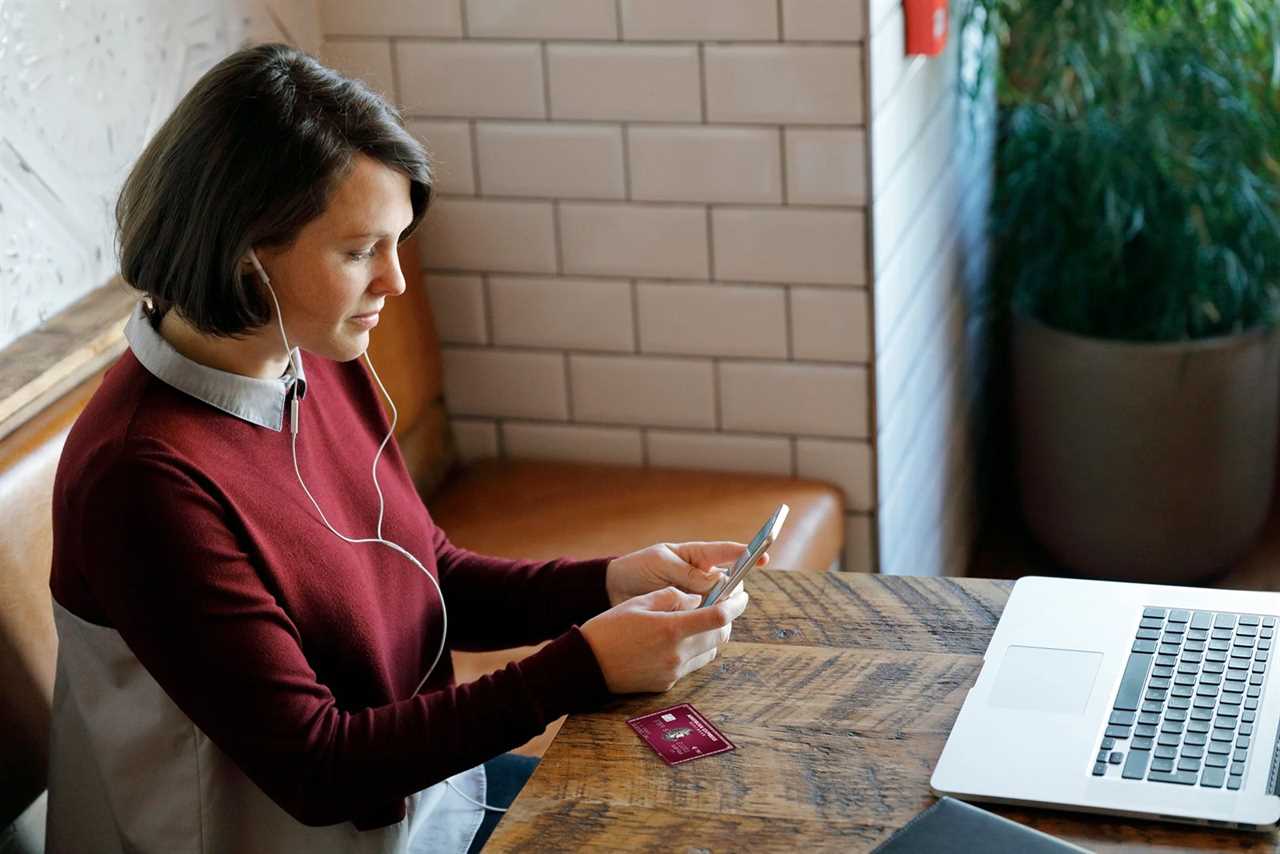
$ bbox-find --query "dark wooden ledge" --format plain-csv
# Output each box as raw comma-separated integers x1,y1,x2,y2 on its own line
0,280,136,442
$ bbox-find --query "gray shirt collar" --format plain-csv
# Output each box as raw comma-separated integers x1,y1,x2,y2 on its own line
124,302,308,432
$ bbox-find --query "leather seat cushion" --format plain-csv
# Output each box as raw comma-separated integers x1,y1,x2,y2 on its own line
429,459,845,572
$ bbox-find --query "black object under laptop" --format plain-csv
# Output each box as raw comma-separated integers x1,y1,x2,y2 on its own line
871,797,1092,853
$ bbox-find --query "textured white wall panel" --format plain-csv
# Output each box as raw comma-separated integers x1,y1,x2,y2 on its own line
0,0,318,350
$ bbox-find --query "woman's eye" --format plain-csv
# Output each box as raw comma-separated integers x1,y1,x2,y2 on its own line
348,248,375,261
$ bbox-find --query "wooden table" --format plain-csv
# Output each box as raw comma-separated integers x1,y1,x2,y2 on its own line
486,571,1280,852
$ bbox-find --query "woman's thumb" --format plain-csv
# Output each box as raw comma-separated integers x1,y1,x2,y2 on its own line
644,586,702,612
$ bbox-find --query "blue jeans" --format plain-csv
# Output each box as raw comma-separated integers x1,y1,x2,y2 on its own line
466,753,539,853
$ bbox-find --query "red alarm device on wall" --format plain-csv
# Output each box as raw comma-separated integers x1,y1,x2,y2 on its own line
906,0,949,56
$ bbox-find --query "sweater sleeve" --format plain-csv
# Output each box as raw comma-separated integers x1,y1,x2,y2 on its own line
431,526,615,651
77,449,611,830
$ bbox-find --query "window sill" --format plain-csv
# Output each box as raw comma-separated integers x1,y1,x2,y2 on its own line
0,280,136,442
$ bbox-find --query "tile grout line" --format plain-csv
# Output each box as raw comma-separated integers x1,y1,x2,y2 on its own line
387,36,402,107
480,274,495,345
563,352,575,422
437,340,873,370
552,200,565,275
431,191,868,215
621,123,632,201
446,410,873,444
784,285,794,360
705,206,716,281
469,121,483,195
630,279,641,353
324,34,865,47
425,265,871,293
540,41,553,120
697,43,709,124
779,127,790,205
399,115,868,132
712,358,722,431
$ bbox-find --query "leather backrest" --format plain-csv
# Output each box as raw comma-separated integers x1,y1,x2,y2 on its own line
0,373,102,829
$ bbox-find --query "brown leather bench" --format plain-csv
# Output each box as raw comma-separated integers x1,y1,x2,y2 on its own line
0,236,844,847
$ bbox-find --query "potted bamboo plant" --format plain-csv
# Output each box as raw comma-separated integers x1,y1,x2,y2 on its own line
964,0,1280,581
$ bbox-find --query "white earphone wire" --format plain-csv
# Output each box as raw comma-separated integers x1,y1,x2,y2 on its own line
252,251,506,813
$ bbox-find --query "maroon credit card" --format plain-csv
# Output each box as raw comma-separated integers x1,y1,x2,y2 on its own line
626,703,736,766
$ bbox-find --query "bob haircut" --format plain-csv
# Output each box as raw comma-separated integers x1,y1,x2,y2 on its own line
116,42,433,337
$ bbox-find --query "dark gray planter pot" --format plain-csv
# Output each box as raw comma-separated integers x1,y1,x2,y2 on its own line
1014,313,1280,583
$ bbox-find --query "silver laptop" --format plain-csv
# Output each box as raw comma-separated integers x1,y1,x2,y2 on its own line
932,576,1280,830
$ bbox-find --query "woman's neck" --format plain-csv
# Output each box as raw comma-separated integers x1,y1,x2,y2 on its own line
158,310,292,380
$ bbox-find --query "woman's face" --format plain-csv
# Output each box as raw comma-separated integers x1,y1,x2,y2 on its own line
254,153,414,363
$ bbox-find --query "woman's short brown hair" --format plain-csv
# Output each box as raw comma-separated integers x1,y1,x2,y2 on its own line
116,43,432,337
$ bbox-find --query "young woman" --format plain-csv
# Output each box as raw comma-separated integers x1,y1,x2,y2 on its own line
46,43,752,854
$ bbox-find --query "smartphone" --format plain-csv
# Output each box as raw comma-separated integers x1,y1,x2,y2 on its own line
700,503,789,609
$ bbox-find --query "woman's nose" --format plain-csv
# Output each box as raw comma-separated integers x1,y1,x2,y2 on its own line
371,249,406,296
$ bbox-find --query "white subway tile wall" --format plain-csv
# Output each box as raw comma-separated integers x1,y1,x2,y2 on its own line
712,207,867,285
425,273,488,344
502,421,644,465
781,0,867,41
395,41,545,117
441,348,568,419
720,361,869,438
628,126,783,204
405,120,475,194
476,122,625,199
790,287,870,362
646,431,793,476
320,0,461,37
465,0,618,40
636,282,787,359
796,438,874,511
704,46,864,125
420,197,557,273
569,355,716,429
784,129,867,206
451,419,499,461
619,0,779,42
319,1,994,576
547,45,701,122
560,203,709,279
319,40,396,100
490,276,633,351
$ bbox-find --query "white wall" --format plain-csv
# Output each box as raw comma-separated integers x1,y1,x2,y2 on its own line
869,0,993,575
1,1,993,576
317,0,879,572
0,0,321,351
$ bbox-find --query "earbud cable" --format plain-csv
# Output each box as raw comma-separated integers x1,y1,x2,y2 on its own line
261,277,506,814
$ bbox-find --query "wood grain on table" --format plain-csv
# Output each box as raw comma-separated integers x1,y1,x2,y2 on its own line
486,571,1280,853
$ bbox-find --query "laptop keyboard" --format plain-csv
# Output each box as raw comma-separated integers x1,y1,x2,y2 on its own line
1091,607,1274,790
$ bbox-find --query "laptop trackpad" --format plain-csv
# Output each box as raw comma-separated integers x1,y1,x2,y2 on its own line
988,645,1103,715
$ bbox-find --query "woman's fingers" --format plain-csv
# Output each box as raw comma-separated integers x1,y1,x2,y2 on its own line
677,645,720,681
674,541,750,570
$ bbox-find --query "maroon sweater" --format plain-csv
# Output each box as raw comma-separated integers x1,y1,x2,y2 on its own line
49,349,612,829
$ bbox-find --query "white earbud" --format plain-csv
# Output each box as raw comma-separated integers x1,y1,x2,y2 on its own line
246,249,303,386
244,246,503,814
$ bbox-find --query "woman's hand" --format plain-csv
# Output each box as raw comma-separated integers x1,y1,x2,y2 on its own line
605,541,768,607
581,586,749,694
